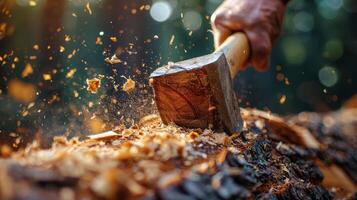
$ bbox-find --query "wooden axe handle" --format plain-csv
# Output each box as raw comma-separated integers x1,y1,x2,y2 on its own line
215,32,250,79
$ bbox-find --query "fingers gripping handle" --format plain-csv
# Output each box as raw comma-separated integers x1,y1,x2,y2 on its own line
215,32,250,79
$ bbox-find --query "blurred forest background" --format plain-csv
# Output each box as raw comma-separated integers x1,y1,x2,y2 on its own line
0,0,356,147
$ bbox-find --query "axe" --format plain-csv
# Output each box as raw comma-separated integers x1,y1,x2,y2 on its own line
150,33,250,134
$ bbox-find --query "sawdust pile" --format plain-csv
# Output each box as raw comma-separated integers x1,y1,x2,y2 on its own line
0,109,356,200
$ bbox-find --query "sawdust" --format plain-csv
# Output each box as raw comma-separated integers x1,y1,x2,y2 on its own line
2,114,225,198
1,110,356,199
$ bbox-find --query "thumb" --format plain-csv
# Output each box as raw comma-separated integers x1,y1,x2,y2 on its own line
211,13,232,49
213,25,232,49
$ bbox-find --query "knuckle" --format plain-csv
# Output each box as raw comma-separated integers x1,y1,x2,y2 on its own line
252,58,269,71
211,12,223,27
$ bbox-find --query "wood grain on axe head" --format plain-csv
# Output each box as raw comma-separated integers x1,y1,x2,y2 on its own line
150,52,243,134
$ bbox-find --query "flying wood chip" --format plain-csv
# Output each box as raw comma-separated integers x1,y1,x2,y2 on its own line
21,63,33,78
122,78,135,93
105,55,121,65
43,74,52,81
86,78,101,94
66,69,77,79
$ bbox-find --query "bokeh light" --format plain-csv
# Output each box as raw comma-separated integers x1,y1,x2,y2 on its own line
317,0,343,19
282,38,306,65
293,11,314,32
16,0,44,7
182,10,202,31
150,1,172,22
323,39,344,61
16,0,29,7
318,66,339,87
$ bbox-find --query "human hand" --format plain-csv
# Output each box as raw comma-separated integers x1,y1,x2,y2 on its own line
211,0,287,71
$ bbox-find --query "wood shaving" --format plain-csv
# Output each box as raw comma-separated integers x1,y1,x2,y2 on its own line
87,131,119,141
169,35,175,45
105,55,121,64
86,2,92,15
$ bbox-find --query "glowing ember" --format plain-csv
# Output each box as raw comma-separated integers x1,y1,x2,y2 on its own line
87,78,101,94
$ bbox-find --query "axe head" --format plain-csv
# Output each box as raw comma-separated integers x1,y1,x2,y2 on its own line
150,52,243,134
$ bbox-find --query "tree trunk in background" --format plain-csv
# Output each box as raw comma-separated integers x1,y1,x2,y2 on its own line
39,0,66,93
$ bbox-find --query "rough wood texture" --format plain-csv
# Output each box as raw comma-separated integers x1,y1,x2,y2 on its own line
0,109,356,200
150,33,249,133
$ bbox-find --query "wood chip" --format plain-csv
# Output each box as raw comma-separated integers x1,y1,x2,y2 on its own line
122,78,135,93
87,131,120,140
86,78,101,94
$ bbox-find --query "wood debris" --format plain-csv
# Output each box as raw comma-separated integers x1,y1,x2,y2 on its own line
279,94,286,104
109,37,118,42
86,2,92,15
0,109,356,199
21,63,33,78
65,68,77,79
87,131,119,141
86,78,101,94
105,55,121,64
122,78,135,93
169,35,175,45
43,73,52,81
